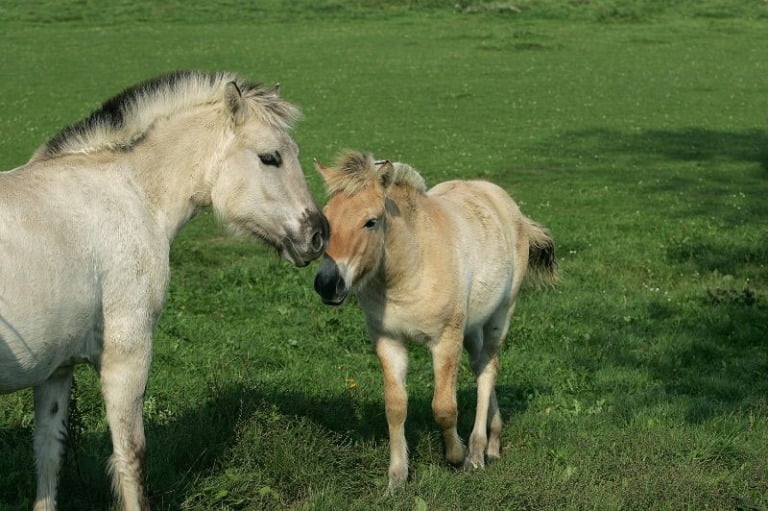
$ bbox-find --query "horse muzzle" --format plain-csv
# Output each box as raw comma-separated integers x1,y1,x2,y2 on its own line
314,257,348,305
282,211,329,267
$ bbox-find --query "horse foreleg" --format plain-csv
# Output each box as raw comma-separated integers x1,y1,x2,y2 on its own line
375,337,409,494
100,338,150,511
429,327,465,467
33,366,74,511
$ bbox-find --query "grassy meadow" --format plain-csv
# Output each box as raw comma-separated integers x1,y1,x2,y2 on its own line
1,1,767,509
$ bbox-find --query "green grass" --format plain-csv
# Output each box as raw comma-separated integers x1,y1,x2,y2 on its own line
1,2,767,510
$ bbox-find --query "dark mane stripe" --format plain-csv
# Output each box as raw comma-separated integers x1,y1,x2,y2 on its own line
33,70,295,160
44,71,211,157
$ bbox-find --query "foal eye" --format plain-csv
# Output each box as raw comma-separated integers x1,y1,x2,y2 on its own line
258,151,282,167
363,218,378,229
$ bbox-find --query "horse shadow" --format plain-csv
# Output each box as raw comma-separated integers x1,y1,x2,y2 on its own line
11,376,532,510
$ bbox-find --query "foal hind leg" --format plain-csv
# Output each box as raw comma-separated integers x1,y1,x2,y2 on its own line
33,366,74,511
463,328,494,469
464,301,515,469
481,301,517,463
100,325,151,511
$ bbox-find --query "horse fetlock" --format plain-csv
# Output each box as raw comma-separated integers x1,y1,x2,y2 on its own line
33,497,56,511
462,451,486,471
387,462,408,493
486,432,502,460
444,434,466,466
469,429,488,454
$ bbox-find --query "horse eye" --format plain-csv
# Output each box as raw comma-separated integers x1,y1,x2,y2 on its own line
258,151,282,167
363,218,378,229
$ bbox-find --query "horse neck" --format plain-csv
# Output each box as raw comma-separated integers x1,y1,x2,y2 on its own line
379,192,426,289
125,104,228,241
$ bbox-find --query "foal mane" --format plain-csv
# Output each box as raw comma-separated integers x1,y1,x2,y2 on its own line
31,70,300,161
324,151,427,197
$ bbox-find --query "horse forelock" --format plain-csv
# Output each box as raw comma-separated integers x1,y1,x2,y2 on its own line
323,151,427,198
32,70,299,160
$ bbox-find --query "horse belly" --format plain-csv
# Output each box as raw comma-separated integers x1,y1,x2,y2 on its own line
465,276,512,332
0,239,102,392
0,295,101,392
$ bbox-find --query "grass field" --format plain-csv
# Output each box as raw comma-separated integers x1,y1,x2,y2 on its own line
1,1,767,510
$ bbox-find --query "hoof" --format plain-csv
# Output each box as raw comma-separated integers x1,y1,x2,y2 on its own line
462,453,485,470
385,470,407,495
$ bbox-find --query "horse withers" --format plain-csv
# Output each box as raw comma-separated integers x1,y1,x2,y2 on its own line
313,151,556,493
0,71,328,511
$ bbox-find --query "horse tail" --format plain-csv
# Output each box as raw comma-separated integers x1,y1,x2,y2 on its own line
525,218,558,288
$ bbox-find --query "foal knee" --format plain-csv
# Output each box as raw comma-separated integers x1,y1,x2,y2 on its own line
432,401,457,430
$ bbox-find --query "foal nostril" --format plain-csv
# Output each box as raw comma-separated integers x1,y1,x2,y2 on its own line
335,276,346,296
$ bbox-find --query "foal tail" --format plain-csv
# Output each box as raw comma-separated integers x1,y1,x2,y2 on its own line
524,219,558,288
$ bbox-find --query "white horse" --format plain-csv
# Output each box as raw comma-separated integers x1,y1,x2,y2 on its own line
0,71,328,511
313,151,556,493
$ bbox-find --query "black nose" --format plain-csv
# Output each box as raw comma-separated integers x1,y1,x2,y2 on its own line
314,257,346,305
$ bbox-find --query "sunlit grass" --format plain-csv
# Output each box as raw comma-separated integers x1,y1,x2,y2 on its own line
1,2,766,510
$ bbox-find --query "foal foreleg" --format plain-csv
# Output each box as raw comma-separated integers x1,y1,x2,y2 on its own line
375,337,409,493
429,327,465,467
33,367,74,511
100,332,151,511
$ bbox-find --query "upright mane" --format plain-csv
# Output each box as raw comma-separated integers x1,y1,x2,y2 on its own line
31,70,300,161
324,150,427,197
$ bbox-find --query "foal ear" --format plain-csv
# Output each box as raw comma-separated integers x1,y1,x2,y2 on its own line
377,160,395,190
224,81,247,125
314,159,332,181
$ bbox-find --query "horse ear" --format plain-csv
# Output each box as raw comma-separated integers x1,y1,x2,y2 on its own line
224,81,247,125
377,160,395,190
314,159,331,182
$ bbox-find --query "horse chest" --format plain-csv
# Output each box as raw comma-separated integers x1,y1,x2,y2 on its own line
360,291,450,344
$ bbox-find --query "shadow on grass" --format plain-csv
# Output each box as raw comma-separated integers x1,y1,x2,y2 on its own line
0,378,534,510
648,292,768,423
546,127,768,425
556,127,768,170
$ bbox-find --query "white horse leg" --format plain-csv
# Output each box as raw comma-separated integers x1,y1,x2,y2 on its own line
429,327,466,467
375,337,409,493
99,329,151,511
478,300,517,463
33,366,74,511
463,328,494,469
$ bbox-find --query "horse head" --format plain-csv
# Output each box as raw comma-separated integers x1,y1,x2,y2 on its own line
313,152,395,304
211,81,328,267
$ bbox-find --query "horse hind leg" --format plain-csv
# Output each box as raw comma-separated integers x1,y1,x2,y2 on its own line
482,300,517,463
33,366,74,511
463,328,493,469
464,302,515,469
